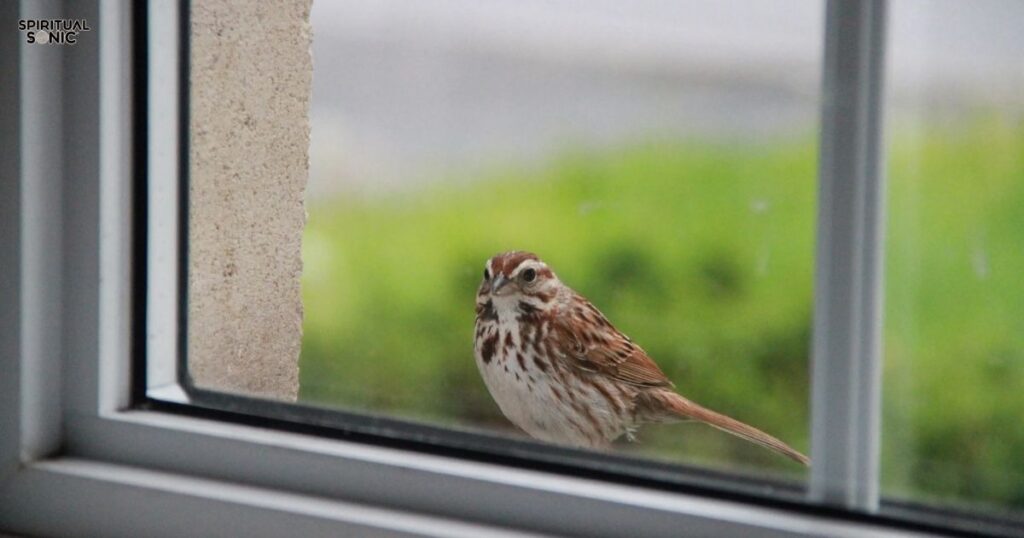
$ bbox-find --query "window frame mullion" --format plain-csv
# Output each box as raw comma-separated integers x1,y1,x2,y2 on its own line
809,0,889,512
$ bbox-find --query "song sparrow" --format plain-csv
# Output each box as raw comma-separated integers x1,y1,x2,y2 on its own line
473,251,809,466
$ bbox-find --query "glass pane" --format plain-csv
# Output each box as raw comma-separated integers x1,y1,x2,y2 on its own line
884,0,1024,518
298,0,821,478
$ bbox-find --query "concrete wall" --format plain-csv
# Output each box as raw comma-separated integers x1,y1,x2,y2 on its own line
188,1,312,400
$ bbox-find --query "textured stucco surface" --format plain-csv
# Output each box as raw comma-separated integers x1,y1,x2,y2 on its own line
188,1,312,400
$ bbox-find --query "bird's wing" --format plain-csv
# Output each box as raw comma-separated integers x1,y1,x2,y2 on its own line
550,299,673,388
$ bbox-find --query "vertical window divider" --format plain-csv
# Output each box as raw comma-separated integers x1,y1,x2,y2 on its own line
809,0,889,511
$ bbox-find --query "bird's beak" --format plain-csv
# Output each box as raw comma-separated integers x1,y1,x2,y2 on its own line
491,275,511,296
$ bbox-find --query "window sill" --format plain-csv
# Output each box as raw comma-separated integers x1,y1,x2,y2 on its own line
0,408,921,537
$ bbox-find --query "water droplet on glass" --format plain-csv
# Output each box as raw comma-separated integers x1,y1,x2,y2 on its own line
971,246,990,280
756,247,771,276
750,198,769,214
578,201,601,215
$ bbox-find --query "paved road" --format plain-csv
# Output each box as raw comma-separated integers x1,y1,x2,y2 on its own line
308,0,1024,196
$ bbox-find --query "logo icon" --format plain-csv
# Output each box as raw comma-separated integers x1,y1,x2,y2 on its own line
18,19,91,45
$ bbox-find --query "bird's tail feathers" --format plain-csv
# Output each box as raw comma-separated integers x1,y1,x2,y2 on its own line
653,391,810,466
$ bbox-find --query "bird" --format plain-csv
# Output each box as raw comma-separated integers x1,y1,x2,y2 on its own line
473,250,809,466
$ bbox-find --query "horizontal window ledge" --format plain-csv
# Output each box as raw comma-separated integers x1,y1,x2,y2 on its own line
55,409,923,538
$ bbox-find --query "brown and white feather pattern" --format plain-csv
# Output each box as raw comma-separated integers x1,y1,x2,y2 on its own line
473,251,809,466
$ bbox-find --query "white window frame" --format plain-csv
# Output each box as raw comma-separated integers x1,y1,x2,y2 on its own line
0,0,984,536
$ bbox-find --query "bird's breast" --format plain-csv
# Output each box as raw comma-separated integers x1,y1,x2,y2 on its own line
474,317,631,448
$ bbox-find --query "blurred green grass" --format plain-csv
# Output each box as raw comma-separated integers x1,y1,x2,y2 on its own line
882,116,1024,513
299,118,1024,513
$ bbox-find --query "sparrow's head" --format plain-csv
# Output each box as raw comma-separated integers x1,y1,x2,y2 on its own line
477,251,560,307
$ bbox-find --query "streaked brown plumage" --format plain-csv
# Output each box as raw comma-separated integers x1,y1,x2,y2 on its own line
473,251,809,466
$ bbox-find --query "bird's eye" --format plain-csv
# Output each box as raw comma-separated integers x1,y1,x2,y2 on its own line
483,268,491,280
522,268,537,283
